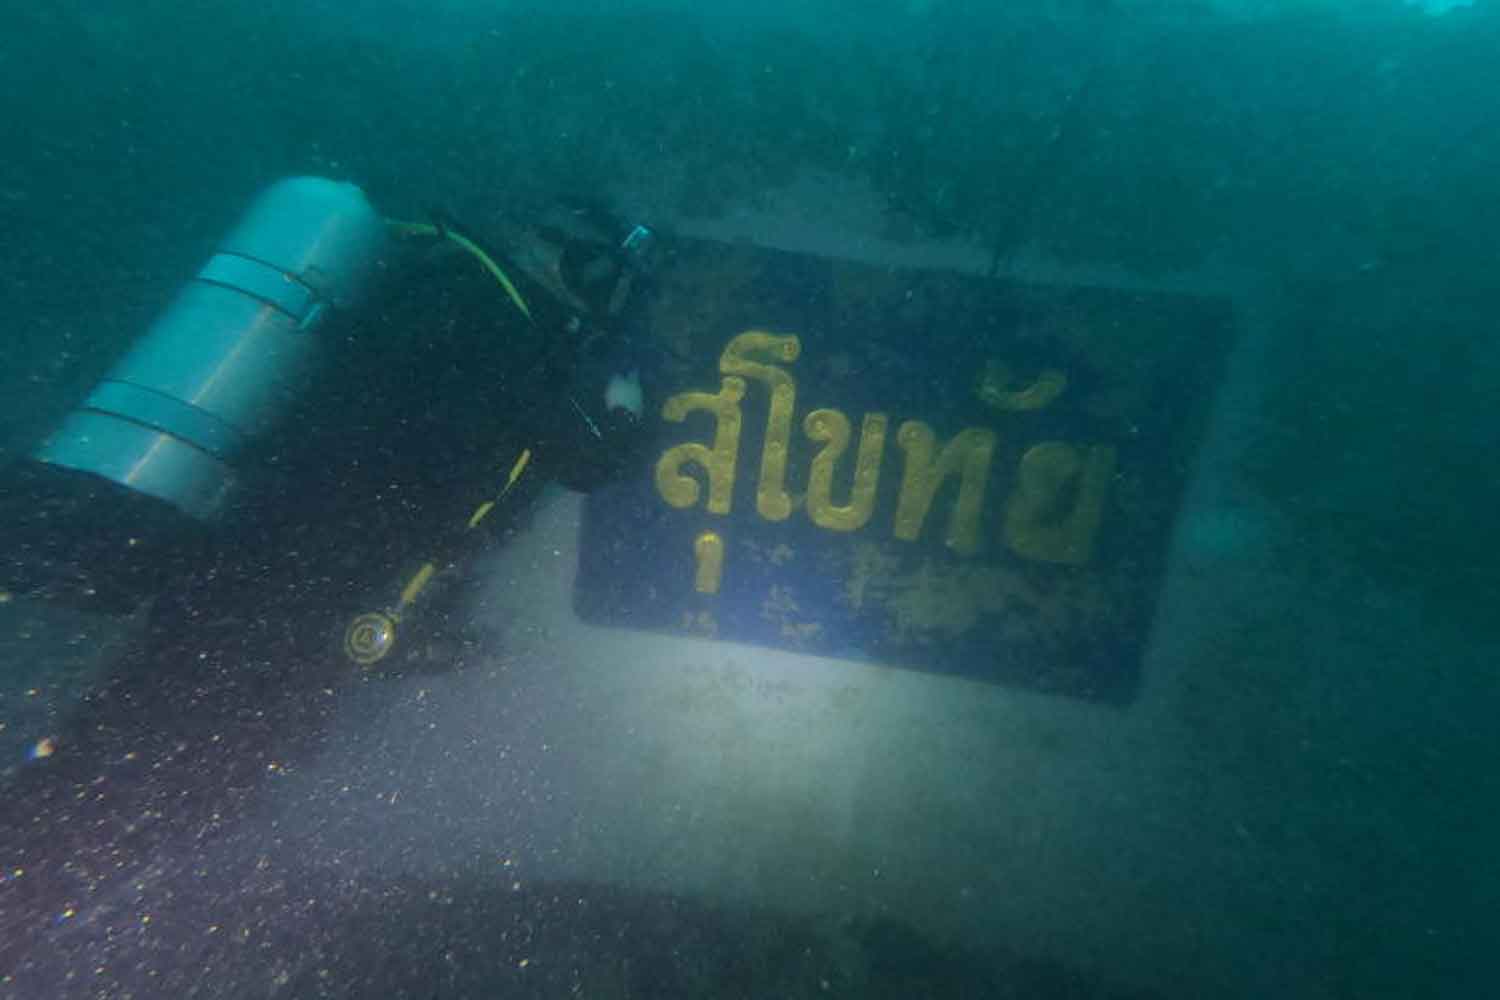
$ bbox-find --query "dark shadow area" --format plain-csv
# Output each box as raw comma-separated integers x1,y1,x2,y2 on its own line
0,604,1156,1000
6,826,1163,1000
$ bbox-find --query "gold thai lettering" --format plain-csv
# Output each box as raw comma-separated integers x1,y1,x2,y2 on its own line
719,331,801,522
892,423,997,557
657,333,1115,582
1003,442,1116,565
693,531,725,594
804,409,887,533
976,360,1068,412
655,377,747,514
680,610,718,638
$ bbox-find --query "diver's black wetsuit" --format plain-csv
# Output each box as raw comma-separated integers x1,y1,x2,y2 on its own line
144,219,654,669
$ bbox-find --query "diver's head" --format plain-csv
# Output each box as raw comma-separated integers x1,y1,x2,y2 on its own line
495,201,658,321
548,201,657,306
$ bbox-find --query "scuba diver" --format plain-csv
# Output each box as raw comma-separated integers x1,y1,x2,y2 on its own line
140,193,663,673
327,200,661,668
0,179,665,675
0,182,662,991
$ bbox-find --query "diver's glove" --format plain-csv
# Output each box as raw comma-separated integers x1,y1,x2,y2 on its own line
604,369,644,421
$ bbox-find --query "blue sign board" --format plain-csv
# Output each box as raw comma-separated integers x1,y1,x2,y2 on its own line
577,242,1235,703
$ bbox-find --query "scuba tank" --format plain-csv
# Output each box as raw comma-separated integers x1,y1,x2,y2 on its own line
2,177,385,612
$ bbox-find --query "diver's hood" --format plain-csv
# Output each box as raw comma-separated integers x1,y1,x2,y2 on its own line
491,202,656,319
